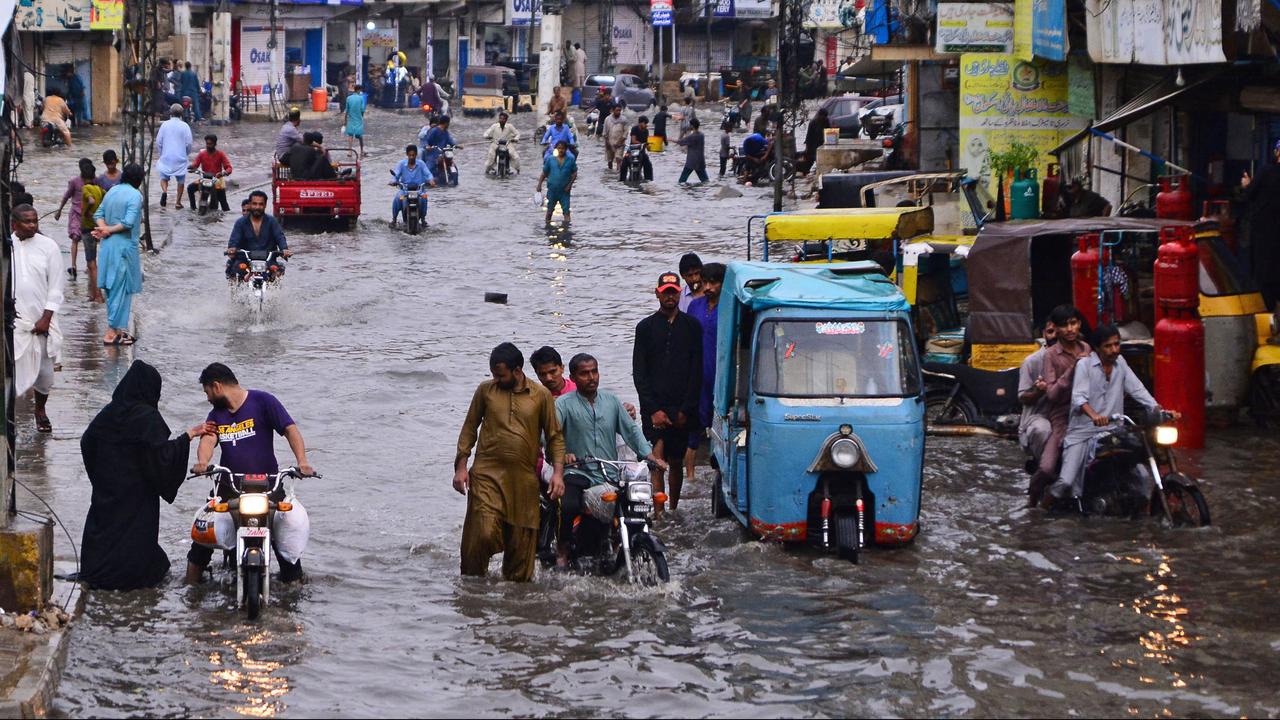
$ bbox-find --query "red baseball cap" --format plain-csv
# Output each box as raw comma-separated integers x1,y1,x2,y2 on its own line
656,272,681,293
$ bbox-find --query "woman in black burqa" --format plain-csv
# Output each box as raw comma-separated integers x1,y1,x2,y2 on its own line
79,360,216,590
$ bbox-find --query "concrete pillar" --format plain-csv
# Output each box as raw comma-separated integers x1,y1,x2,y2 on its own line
447,16,459,84
423,19,433,81
90,43,120,124
210,11,233,122
0,516,54,614
537,6,562,117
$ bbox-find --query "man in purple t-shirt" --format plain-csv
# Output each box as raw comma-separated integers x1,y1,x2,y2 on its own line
185,363,315,584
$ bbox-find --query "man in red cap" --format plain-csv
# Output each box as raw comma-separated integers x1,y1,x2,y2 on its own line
632,272,702,514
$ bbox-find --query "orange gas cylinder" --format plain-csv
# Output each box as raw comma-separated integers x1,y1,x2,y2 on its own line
1155,175,1194,220
1154,308,1205,449
1071,233,1100,329
1199,200,1237,252
1154,225,1199,319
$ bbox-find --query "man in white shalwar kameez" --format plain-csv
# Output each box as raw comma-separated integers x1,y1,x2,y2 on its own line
11,204,66,432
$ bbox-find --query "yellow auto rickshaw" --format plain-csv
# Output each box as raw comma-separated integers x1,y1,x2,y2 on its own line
461,66,519,117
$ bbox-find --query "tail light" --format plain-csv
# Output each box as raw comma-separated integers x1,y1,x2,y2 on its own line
882,138,894,148
238,262,249,270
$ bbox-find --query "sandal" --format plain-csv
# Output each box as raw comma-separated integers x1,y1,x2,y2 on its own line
117,332,137,345
35,414,51,433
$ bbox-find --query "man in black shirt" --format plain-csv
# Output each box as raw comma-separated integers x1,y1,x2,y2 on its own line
621,116,655,182
633,272,702,513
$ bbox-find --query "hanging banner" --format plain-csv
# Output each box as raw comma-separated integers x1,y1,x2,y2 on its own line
1012,0,1032,61
1031,0,1065,60
1085,0,1225,65
1067,55,1094,118
650,0,672,27
506,0,542,27
88,0,120,30
959,53,1087,196
16,0,86,31
935,2,1014,54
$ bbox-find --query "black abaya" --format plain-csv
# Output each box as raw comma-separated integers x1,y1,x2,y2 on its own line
79,360,192,591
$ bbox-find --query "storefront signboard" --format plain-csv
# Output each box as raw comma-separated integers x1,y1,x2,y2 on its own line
1085,0,1225,65
1032,0,1065,61
935,2,1013,54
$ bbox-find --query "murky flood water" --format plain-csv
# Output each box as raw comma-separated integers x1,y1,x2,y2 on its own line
12,108,1280,717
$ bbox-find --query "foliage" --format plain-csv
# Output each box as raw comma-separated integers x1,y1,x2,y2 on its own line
988,141,1040,175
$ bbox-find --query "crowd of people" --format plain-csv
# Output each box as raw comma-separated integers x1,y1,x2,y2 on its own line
453,252,725,581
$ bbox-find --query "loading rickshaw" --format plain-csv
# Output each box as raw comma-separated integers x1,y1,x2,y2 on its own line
272,147,361,230
709,262,926,563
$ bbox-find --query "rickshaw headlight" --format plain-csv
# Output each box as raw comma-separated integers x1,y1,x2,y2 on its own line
1155,426,1178,446
830,438,860,468
627,481,652,503
239,494,270,516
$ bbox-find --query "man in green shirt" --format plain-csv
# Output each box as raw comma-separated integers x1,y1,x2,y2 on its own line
554,352,665,566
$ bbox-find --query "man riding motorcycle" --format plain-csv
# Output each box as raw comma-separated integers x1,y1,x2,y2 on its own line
419,114,461,180
186,133,232,211
484,111,521,175
541,110,577,159
619,116,654,182
226,190,289,280
391,144,435,227
553,353,665,567
186,362,316,584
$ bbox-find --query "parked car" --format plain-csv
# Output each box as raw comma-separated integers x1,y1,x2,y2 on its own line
579,73,655,110
819,94,879,138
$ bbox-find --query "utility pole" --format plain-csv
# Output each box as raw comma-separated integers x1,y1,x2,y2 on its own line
267,0,282,121
122,0,159,251
1,23,18,524
599,0,615,72
705,0,712,95
773,0,808,212
536,0,563,117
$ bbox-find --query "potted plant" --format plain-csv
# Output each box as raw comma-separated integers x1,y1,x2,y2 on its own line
988,141,1039,220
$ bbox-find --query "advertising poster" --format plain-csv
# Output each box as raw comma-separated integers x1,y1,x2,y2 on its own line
239,28,284,101
1031,0,1066,60
959,53,1087,195
1012,0,1032,60
89,0,121,31
935,2,1014,54
17,0,85,31
506,0,542,27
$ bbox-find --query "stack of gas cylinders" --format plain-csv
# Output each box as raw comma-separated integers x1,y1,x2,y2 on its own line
1153,225,1205,448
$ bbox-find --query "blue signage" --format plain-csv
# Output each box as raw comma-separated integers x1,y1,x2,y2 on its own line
652,9,672,26
1032,0,1066,61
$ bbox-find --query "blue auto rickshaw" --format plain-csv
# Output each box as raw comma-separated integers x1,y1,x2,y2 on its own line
709,261,926,563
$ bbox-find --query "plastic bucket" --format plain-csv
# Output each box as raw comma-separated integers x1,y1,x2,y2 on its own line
647,136,665,153
571,88,582,105
310,87,328,112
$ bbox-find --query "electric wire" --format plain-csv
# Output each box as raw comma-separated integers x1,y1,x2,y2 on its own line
12,477,80,613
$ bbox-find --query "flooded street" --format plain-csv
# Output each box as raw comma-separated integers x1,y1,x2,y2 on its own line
13,108,1280,717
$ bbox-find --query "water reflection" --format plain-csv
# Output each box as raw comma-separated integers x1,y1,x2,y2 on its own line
210,629,291,718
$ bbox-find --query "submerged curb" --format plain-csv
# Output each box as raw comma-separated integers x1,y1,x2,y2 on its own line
0,580,85,719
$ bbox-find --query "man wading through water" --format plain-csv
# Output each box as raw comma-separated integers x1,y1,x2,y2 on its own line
455,343,566,581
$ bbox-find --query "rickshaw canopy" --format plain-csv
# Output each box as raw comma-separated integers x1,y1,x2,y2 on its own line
725,261,911,314
462,66,515,96
763,206,933,243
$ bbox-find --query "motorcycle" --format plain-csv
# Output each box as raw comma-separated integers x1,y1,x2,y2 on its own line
39,121,65,148
181,95,195,124
230,249,284,313
390,170,427,235
493,139,514,179
922,362,1021,438
194,170,224,216
862,108,895,140
189,465,317,620
1057,412,1210,527
880,122,908,171
434,145,460,187
621,143,647,184
536,458,670,586
721,101,740,131
585,108,600,137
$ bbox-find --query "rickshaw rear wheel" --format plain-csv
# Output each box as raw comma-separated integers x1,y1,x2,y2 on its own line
1161,475,1211,527
835,511,860,564
711,470,731,519
925,388,977,426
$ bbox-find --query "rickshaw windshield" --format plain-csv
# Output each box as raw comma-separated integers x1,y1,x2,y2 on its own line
1198,236,1258,296
753,319,920,398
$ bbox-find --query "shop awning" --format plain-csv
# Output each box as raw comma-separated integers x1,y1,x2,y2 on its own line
1050,69,1228,156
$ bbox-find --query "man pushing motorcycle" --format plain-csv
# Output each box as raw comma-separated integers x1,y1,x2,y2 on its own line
186,363,317,584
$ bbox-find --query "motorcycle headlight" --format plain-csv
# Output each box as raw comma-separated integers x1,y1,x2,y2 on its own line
239,493,269,516
627,481,652,503
1155,425,1178,446
830,438,860,468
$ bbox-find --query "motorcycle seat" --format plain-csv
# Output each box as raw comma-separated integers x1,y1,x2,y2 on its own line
924,362,1020,415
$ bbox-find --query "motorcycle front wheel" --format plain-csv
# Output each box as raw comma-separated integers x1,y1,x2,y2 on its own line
407,207,419,235
1161,475,1211,527
924,388,978,426
243,565,263,620
626,533,669,586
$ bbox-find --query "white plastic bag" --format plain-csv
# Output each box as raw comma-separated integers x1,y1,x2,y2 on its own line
191,506,236,551
582,485,616,524
532,190,544,208
271,498,310,565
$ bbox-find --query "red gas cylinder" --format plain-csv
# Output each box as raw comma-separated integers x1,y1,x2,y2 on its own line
1042,163,1062,218
1199,200,1237,252
1071,233,1100,329
1154,226,1199,323
1155,175,1194,220
1154,308,1206,449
